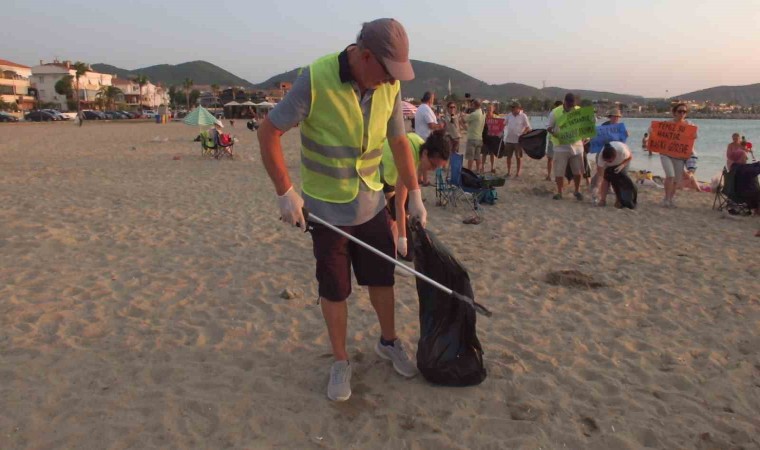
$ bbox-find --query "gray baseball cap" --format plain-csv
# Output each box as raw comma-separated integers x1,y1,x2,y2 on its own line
357,18,415,81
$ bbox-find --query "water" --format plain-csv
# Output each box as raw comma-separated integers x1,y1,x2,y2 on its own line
529,116,760,180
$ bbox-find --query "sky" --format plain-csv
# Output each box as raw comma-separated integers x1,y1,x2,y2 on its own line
6,0,760,97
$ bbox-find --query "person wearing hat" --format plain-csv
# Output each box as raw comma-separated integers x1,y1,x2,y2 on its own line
258,18,425,402
211,119,234,158
501,101,531,177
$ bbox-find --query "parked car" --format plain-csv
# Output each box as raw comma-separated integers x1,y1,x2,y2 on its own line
0,111,20,122
142,110,157,119
82,110,105,120
25,110,59,122
42,109,69,120
119,110,136,119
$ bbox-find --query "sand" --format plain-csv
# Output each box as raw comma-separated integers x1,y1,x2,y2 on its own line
0,119,758,449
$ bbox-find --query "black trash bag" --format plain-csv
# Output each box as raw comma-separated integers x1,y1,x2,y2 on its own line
518,129,547,160
604,167,638,209
460,168,483,189
410,220,487,387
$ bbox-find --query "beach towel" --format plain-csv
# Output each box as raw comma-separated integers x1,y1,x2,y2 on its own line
518,129,547,160
410,221,487,387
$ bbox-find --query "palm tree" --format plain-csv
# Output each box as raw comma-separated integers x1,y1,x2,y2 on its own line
183,78,194,111
211,83,220,106
72,61,89,114
96,86,124,110
132,75,149,111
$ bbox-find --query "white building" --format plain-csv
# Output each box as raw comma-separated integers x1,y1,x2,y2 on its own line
111,77,169,109
30,60,113,111
0,58,35,111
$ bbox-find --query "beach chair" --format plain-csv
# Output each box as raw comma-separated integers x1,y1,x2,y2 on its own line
434,167,456,207
196,130,217,158
446,153,491,220
712,167,751,216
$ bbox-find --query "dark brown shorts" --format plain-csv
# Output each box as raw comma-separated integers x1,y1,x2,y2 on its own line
309,209,395,302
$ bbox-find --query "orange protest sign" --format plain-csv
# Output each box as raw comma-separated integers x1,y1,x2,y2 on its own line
648,121,697,159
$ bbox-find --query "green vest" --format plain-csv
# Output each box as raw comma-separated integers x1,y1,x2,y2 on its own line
381,132,424,187
300,53,400,203
550,105,579,145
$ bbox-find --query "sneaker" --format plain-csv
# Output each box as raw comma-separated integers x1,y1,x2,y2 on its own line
574,192,584,201
375,339,417,378
552,193,563,200
661,198,670,208
327,360,352,401
669,199,677,208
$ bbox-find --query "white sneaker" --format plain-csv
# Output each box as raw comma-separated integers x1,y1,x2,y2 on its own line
375,339,417,378
327,360,351,401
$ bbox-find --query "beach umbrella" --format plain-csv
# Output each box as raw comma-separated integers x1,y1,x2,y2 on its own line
240,101,256,106
254,101,275,108
224,101,240,107
183,106,217,127
402,101,417,115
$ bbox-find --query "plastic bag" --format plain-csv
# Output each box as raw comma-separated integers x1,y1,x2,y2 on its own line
518,129,547,160
410,220,487,386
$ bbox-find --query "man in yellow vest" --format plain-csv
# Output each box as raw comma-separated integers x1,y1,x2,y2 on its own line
547,93,584,200
258,19,426,402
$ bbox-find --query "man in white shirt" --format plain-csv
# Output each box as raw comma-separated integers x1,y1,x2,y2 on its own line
501,101,531,177
414,91,443,140
547,93,584,200
595,142,632,206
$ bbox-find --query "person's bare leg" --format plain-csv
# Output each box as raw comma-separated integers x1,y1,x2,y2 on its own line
368,286,396,342
321,299,349,361
516,157,522,177
546,158,553,180
467,159,473,170
489,154,495,172
573,175,581,193
506,156,512,175
555,177,564,195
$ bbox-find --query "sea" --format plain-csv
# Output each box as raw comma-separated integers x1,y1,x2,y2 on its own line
528,117,760,180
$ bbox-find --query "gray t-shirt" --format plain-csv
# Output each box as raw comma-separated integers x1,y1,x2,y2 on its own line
268,66,405,226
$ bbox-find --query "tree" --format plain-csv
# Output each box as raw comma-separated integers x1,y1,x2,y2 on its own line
211,84,220,106
72,61,89,114
133,75,149,110
183,78,194,111
54,75,74,99
96,86,123,110
189,89,201,108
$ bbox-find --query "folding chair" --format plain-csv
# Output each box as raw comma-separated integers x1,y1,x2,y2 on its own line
446,153,491,219
712,167,752,216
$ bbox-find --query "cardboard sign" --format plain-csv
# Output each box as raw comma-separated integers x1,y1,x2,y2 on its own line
555,106,597,145
589,123,628,153
648,121,697,159
486,117,506,136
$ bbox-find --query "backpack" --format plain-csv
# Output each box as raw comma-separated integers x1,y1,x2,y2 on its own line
410,221,487,386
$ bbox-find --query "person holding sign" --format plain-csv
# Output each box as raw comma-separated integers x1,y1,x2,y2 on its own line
547,93,585,201
648,103,698,208
481,103,504,174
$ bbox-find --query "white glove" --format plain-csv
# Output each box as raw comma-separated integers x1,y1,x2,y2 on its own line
397,237,408,258
407,188,427,228
277,186,306,230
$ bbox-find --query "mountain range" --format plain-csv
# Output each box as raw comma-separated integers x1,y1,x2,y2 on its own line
92,60,760,105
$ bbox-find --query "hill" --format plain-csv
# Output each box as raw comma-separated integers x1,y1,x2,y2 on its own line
675,83,760,105
91,61,254,88
251,59,647,103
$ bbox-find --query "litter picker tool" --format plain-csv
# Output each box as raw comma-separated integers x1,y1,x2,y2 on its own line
303,210,492,317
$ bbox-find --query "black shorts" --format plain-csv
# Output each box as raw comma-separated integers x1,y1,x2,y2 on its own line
309,209,395,302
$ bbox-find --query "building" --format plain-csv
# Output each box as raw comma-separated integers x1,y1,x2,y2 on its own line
0,58,35,111
258,81,291,103
110,77,168,109
29,59,113,111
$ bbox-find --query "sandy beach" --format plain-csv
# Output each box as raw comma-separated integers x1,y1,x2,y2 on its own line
0,120,758,449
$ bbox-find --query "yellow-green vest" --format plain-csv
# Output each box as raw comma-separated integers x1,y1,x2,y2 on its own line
300,53,400,203
550,105,580,145
380,132,424,187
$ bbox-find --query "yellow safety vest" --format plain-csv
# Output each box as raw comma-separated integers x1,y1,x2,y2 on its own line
550,105,580,145
380,132,423,187
300,53,400,203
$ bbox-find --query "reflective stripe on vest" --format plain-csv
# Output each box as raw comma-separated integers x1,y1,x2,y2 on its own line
300,52,399,203
380,132,424,187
